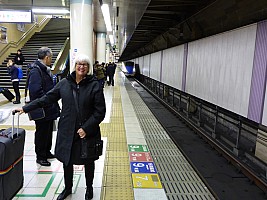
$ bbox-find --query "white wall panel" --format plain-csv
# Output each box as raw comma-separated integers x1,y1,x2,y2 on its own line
143,55,150,77
139,57,144,75
186,24,257,117
150,51,162,81
161,45,184,89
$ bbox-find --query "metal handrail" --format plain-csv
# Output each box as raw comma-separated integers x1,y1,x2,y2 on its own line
51,37,70,74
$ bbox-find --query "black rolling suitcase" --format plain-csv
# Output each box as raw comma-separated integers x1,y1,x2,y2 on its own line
0,111,25,200
0,88,15,102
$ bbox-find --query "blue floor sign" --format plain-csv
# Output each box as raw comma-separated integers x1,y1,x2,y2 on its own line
130,162,157,173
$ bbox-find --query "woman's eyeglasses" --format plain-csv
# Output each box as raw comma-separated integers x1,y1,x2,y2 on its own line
76,63,88,67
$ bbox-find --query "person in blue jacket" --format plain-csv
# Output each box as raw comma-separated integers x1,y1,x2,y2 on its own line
7,59,20,104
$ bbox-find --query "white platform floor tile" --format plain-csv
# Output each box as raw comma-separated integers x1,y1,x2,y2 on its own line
134,188,168,200
127,137,147,145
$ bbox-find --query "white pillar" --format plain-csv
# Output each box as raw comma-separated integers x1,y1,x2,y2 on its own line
96,33,106,64
106,43,110,63
70,0,93,71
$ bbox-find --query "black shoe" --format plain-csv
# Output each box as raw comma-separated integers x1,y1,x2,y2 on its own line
57,189,72,200
46,153,56,159
36,159,51,166
85,187,93,200
13,101,21,104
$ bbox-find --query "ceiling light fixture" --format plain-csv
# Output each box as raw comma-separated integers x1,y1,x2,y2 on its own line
32,8,70,14
101,4,112,32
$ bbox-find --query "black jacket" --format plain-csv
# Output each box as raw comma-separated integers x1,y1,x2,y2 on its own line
27,60,60,121
106,63,116,75
14,54,25,65
23,71,106,165
7,65,18,80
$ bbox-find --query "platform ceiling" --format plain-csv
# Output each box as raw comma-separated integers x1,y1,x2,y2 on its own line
1,0,267,61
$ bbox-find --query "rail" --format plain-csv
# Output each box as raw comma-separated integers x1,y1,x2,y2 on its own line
51,37,70,74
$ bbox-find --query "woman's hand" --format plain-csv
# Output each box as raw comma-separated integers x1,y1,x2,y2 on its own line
77,128,87,138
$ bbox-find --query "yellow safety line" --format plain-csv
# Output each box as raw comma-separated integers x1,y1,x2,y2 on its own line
100,86,134,200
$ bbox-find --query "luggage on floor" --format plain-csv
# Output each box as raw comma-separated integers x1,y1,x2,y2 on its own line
0,88,15,102
0,111,25,200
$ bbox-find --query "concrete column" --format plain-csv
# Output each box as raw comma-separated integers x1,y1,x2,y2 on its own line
70,0,93,71
96,33,106,63
106,43,110,63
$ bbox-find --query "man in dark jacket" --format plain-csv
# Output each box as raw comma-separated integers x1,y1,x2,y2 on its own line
27,47,60,166
106,62,116,86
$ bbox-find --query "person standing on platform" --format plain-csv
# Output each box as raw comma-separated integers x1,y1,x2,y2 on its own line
106,62,116,86
14,49,25,69
94,61,106,88
27,47,60,166
15,54,106,200
7,59,21,104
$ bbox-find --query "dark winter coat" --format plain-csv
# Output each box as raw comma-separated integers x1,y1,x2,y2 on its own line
27,60,60,121
106,63,116,76
23,71,106,165
14,54,25,65
7,65,18,80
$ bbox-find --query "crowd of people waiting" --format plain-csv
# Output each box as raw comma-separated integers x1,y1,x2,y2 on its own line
93,61,117,88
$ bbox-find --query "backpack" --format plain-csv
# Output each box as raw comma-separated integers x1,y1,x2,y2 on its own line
17,67,23,79
24,65,44,101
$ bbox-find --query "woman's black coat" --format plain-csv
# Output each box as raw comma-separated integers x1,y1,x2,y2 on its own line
23,72,106,165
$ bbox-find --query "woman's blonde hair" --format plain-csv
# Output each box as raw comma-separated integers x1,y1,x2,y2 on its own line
73,54,93,75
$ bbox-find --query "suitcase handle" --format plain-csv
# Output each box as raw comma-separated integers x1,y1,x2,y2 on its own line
11,110,20,139
12,110,20,115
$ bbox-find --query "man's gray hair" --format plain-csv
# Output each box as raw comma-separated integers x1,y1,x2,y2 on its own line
37,47,52,59
73,54,93,75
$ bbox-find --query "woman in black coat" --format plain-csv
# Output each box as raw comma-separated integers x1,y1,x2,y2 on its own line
16,54,106,200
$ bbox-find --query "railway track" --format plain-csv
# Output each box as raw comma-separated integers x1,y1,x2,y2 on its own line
130,77,267,200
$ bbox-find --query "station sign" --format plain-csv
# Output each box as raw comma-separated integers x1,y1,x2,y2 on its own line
130,162,157,173
0,10,32,23
129,152,153,162
128,144,149,152
132,173,162,188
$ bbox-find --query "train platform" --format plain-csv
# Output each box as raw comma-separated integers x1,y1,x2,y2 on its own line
0,67,216,199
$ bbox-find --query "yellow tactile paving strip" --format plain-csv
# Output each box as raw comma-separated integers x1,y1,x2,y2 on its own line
100,86,134,200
